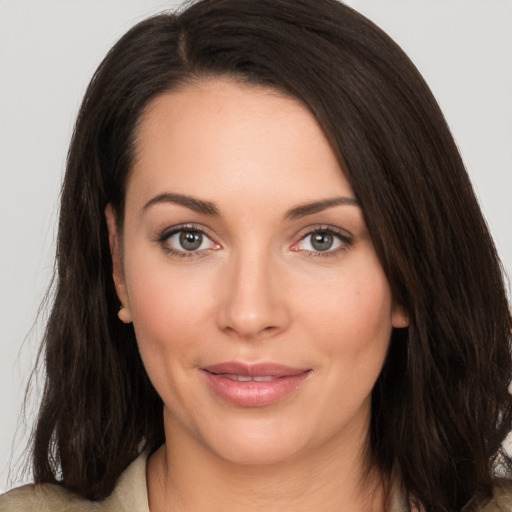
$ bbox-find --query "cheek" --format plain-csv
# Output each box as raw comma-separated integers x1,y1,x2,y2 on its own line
124,262,218,419
296,253,394,366
123,250,216,364
309,263,392,321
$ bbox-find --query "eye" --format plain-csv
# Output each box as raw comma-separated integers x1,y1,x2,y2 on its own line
161,226,219,255
304,231,339,252
292,228,351,256
174,230,207,251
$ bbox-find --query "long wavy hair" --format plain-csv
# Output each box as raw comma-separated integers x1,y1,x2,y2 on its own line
31,0,512,510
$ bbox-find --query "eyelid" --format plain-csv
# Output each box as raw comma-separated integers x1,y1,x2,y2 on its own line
291,225,353,255
157,223,221,257
294,224,353,242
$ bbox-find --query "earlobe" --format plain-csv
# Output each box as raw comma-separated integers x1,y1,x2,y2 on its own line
391,304,409,329
118,304,133,324
105,204,132,324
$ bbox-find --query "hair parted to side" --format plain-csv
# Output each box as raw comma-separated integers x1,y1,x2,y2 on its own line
32,0,512,510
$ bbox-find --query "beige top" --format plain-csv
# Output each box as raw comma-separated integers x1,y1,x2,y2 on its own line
2,453,512,511
0,453,149,512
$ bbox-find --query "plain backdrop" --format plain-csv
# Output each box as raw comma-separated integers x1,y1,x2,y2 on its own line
1,0,511,493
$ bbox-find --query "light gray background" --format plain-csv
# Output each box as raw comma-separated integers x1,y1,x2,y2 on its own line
1,0,511,492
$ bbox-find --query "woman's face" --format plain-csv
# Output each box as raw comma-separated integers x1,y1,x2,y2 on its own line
108,79,407,466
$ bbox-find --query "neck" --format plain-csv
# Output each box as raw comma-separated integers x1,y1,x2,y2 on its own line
147,416,387,512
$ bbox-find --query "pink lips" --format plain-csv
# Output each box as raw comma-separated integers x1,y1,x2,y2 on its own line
201,362,311,407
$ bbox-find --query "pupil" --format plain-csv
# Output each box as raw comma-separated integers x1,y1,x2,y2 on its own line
180,230,202,251
311,232,333,251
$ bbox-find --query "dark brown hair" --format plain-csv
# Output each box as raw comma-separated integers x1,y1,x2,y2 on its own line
32,1,512,510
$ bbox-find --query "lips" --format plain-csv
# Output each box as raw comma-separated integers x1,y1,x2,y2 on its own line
201,362,311,407
218,374,279,382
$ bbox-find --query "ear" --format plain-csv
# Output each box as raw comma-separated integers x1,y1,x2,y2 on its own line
391,303,409,329
105,204,132,324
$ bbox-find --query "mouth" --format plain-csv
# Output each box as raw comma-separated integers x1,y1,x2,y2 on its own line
213,374,281,382
201,362,312,407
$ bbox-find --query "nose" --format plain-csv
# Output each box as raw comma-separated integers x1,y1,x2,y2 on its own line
216,248,290,340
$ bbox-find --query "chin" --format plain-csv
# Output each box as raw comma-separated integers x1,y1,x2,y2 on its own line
199,417,314,467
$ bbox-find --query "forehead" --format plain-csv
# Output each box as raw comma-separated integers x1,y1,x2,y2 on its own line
128,79,353,209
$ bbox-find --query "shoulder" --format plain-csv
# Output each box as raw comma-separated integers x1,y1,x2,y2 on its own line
479,480,512,511
0,451,149,512
0,483,100,512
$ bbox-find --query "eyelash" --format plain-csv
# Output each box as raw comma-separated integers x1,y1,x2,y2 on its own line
293,226,353,258
157,224,218,259
157,224,353,259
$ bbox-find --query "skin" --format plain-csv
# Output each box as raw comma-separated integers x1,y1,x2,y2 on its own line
106,79,408,512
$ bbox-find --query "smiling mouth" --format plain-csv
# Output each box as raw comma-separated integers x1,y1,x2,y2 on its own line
201,362,311,407
211,374,281,382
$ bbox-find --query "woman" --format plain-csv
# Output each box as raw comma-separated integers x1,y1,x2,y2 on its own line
1,0,511,510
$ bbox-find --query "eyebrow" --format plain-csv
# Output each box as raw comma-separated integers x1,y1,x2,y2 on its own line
142,192,359,219
284,197,359,220
143,192,219,216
